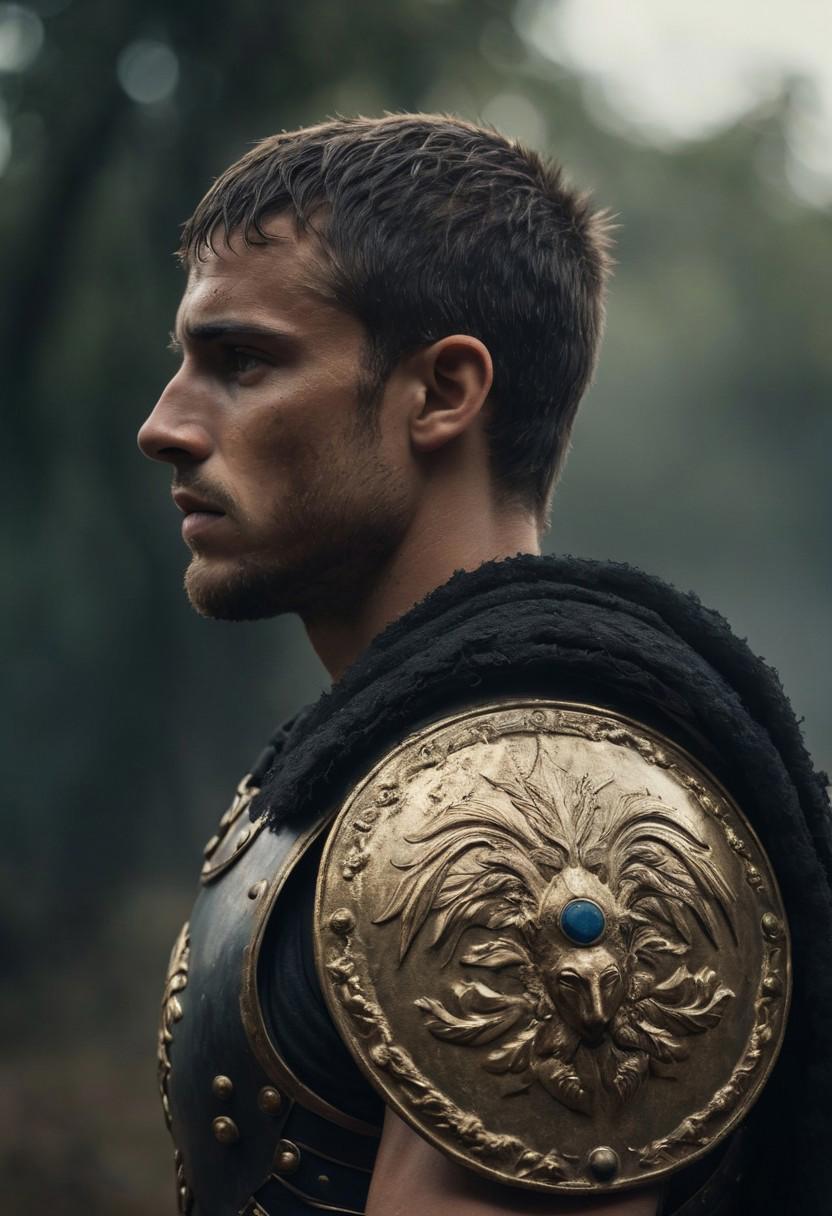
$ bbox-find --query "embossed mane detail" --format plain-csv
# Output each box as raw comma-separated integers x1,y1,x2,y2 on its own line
373,746,736,1114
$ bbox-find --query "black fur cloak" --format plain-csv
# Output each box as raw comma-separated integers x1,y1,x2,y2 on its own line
250,554,832,1214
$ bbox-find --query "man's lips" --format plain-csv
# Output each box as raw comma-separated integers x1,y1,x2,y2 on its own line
172,489,225,516
172,490,227,541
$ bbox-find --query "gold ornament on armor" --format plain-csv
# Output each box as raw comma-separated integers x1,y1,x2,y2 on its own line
158,921,191,1129
380,761,735,1115
157,922,193,1214
317,702,790,1194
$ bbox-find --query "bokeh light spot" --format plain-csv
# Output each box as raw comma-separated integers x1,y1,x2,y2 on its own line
0,114,11,174
481,91,546,149
517,0,832,207
0,4,44,72
117,39,179,105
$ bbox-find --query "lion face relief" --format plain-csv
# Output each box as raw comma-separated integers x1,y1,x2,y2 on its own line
530,870,630,1047
374,746,736,1116
545,947,626,1045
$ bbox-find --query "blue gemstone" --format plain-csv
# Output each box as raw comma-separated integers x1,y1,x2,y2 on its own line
560,898,606,945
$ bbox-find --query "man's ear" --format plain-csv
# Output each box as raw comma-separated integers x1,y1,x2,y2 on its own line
409,335,493,454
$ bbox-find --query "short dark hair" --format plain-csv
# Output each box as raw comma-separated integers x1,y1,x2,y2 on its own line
180,114,612,517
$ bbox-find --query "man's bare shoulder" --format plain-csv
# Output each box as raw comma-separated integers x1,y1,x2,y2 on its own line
367,1113,659,1216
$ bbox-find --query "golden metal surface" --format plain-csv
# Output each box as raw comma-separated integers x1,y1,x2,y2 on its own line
587,1147,619,1182
201,774,265,884
316,700,790,1196
257,1085,283,1115
174,1149,193,1215
212,1074,234,1100
239,812,383,1137
158,921,191,1131
212,1115,241,1144
273,1139,301,1175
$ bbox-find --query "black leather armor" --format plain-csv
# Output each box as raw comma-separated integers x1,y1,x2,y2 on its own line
158,770,381,1216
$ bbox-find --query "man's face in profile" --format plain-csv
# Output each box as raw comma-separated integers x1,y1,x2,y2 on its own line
138,215,412,621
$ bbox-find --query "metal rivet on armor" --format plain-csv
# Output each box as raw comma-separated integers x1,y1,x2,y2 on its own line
203,834,220,858
761,912,782,940
257,1086,283,1115
587,1146,619,1182
318,1174,330,1186
329,907,355,936
248,880,267,900
235,827,251,851
212,1075,234,1100
212,1115,240,1144
762,974,780,996
273,1139,301,1175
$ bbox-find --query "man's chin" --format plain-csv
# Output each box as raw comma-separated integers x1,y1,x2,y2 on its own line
184,557,298,621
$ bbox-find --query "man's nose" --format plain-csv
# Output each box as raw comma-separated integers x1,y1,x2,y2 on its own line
137,375,213,465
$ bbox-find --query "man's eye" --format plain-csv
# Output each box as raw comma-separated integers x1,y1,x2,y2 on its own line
228,349,266,378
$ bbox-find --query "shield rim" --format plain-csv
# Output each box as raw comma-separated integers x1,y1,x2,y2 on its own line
314,698,792,1194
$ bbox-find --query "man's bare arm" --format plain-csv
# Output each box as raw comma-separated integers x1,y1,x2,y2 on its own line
367,1111,660,1216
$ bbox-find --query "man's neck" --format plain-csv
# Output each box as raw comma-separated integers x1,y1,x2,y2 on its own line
305,508,540,683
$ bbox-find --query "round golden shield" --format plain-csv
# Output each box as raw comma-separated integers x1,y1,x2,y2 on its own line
315,701,790,1194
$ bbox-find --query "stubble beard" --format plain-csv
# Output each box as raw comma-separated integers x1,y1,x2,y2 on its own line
183,441,410,624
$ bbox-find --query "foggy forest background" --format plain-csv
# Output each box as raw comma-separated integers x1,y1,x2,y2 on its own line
2,1,829,1210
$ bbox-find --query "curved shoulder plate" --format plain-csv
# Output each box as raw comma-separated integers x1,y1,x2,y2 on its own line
314,700,790,1195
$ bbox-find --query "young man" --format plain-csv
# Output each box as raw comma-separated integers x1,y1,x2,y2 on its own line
139,116,831,1216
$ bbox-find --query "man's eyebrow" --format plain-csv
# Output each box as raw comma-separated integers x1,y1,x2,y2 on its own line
170,320,299,349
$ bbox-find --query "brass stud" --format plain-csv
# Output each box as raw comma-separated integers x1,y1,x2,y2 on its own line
318,1174,330,1186
203,834,221,858
212,1115,240,1144
248,880,267,901
257,1085,283,1115
235,826,251,851
212,1074,234,1100
273,1139,301,1175
587,1145,619,1182
761,912,782,940
329,907,355,936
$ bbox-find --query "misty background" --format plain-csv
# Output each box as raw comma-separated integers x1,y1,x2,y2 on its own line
2,1,829,1210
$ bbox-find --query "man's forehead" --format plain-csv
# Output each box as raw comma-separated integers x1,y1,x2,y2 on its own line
175,221,333,334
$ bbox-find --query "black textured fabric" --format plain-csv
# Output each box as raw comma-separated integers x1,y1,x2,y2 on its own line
259,835,385,1127
251,554,832,1215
